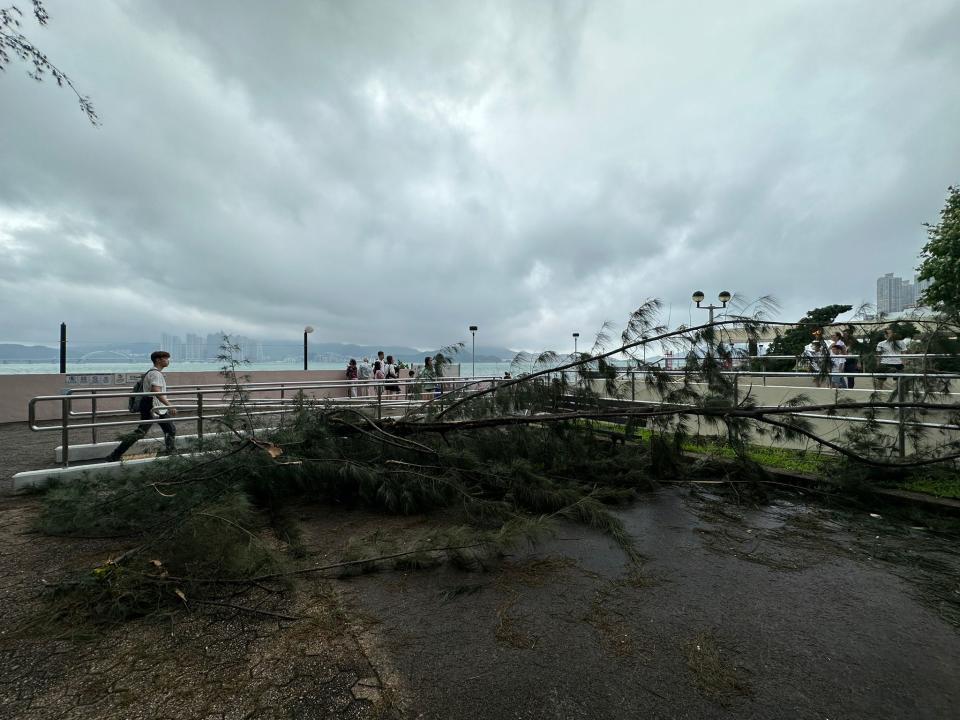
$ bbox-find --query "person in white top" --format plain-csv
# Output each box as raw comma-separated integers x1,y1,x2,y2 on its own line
109,351,177,461
802,339,826,387
829,343,847,389
357,357,373,396
875,327,905,388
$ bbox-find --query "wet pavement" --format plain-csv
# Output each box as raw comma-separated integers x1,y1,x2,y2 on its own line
3,421,959,719
331,488,960,719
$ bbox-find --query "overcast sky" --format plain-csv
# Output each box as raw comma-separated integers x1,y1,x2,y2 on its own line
1,0,957,352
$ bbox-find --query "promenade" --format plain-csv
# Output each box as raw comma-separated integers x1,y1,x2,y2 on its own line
2,417,960,719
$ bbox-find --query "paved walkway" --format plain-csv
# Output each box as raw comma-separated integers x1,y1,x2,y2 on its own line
4,423,960,719
0,422,91,493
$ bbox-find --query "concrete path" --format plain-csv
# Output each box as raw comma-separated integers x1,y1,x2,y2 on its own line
3,422,959,719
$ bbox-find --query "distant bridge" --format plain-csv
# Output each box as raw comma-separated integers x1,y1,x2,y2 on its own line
77,350,138,362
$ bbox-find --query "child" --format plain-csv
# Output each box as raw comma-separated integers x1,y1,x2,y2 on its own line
829,344,846,389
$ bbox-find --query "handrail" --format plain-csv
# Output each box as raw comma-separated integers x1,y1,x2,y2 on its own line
30,375,507,467
27,367,960,469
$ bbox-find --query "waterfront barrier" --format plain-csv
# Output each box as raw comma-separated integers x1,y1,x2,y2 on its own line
12,365,960,489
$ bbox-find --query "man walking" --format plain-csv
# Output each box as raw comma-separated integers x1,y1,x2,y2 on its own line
109,350,178,461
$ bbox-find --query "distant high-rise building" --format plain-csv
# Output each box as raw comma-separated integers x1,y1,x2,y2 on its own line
205,333,223,360
185,333,205,362
160,333,184,361
901,279,916,309
877,273,902,315
877,273,930,314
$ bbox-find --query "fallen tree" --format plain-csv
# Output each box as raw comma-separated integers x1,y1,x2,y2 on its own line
28,302,960,627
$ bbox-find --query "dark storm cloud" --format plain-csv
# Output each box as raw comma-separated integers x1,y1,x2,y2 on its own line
0,0,957,351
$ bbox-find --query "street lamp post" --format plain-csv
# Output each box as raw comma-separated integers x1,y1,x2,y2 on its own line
303,326,314,371
691,290,731,326
469,326,478,377
572,332,579,356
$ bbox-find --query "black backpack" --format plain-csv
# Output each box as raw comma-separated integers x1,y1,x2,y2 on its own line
128,371,151,413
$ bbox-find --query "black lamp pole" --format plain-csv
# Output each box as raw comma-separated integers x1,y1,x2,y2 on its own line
572,332,579,356
469,326,478,377
59,322,67,373
303,326,314,370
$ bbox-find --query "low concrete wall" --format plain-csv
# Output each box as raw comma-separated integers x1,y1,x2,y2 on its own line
604,376,960,455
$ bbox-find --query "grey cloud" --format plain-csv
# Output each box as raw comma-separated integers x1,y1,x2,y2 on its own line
0,0,957,352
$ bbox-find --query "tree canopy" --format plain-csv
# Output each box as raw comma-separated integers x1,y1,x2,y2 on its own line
917,186,960,311
767,304,853,360
0,0,98,124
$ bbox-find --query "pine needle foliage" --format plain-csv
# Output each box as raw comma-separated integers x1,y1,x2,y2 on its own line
34,298,960,627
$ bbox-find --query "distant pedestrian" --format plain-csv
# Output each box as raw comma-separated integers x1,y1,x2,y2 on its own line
841,329,860,389
384,355,401,396
419,356,438,399
875,328,905,389
345,358,358,397
420,356,436,379
828,332,846,351
829,344,847,389
802,339,826,387
109,351,177,461
357,357,373,396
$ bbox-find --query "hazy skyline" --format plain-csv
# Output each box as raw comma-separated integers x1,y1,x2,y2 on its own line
1,1,957,352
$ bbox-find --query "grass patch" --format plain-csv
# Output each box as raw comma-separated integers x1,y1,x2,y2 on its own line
895,474,960,500
588,420,832,475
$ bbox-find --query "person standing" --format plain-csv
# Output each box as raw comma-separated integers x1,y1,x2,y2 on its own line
875,327,905,389
829,343,847,389
109,351,177,461
384,355,400,396
345,358,359,397
841,329,860,389
418,355,437,399
357,357,373,396
802,339,825,387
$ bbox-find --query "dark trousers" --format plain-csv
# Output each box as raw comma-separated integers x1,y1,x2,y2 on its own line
111,400,176,459
844,358,859,389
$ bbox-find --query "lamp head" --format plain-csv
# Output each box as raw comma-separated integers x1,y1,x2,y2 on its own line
718,291,731,305
572,332,579,338
304,326,314,334
692,291,705,305
469,325,478,332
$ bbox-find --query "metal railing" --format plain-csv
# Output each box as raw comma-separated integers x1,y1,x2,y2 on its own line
26,364,960,468
31,376,506,468
570,368,960,459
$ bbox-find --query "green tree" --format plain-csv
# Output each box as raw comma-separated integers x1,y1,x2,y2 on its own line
1,1,98,124
917,186,960,310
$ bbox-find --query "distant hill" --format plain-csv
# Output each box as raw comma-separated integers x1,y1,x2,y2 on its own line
0,342,155,362
0,340,519,364
288,341,517,364
0,344,60,361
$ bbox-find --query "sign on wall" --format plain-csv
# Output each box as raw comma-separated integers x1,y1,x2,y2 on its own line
64,373,142,386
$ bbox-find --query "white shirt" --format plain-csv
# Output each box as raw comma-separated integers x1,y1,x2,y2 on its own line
802,343,823,372
145,367,167,394
876,340,903,365
358,361,372,379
